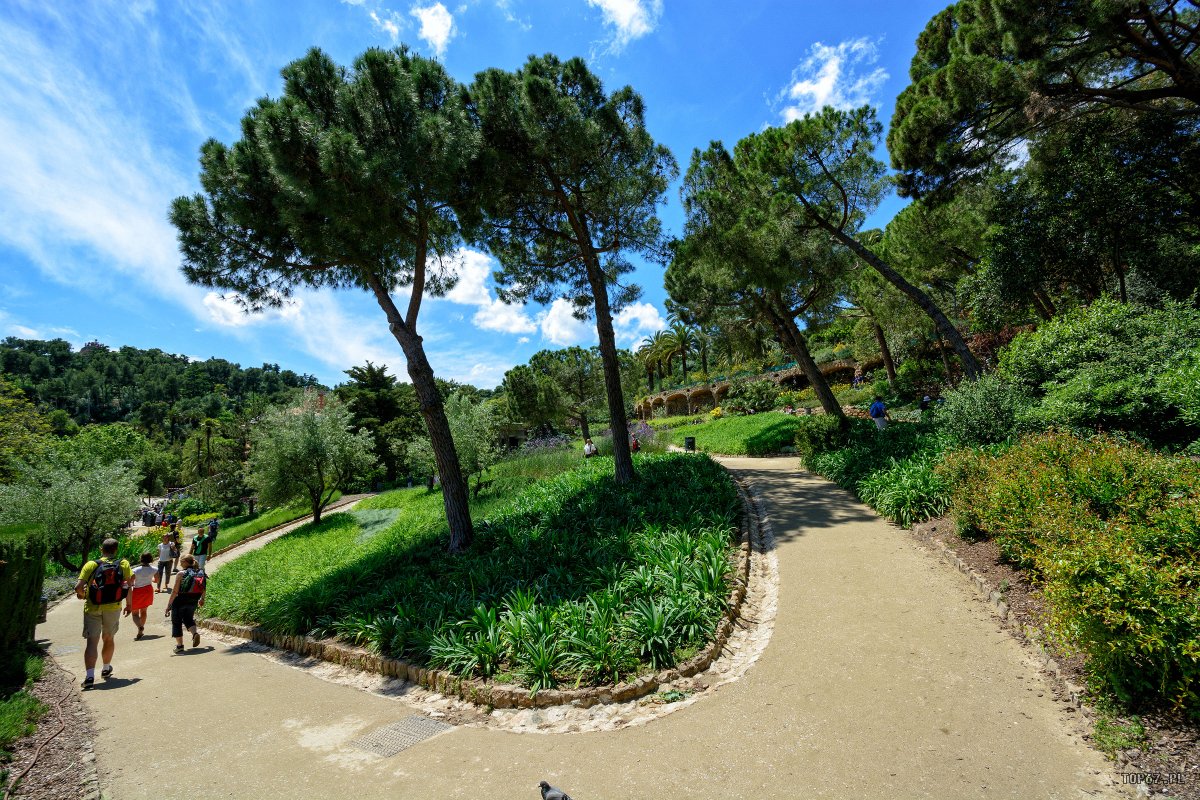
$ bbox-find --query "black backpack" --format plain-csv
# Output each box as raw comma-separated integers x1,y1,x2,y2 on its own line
180,568,206,597
87,559,126,605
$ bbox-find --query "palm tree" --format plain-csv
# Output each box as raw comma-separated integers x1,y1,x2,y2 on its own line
666,322,698,383
636,341,658,393
642,330,673,390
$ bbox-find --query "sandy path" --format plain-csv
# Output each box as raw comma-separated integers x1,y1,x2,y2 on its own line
38,458,1120,799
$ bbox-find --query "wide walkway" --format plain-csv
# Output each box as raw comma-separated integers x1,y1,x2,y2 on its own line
39,459,1119,799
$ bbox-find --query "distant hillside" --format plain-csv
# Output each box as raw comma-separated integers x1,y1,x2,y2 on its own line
0,337,321,434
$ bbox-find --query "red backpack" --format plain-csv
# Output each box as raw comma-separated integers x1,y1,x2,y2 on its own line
179,568,206,597
87,559,126,605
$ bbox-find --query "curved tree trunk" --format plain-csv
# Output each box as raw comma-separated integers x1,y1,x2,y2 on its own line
833,228,982,379
761,301,844,419
366,275,474,552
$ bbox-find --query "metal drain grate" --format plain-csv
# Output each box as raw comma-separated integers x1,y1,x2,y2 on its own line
348,715,454,757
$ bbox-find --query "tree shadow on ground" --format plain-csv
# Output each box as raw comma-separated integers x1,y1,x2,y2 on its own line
723,461,880,547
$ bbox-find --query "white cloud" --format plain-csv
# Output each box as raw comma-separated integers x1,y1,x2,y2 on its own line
410,2,455,57
0,23,196,300
517,336,530,344
285,292,400,376
443,249,492,306
613,301,665,346
370,9,405,40
587,0,661,48
779,38,888,122
473,301,537,334
202,291,303,329
441,248,536,334
538,298,595,346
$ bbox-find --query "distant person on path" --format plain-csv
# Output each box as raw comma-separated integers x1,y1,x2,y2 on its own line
583,438,598,458
75,538,132,688
869,396,890,431
919,395,932,413
127,552,157,639
166,555,207,653
630,435,640,453
168,523,181,574
191,525,214,570
207,516,218,541
156,533,174,592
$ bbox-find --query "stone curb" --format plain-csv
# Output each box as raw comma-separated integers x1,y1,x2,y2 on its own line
907,522,1088,714
200,473,758,710
207,495,366,559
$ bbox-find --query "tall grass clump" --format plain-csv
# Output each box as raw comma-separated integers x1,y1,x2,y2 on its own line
204,453,740,690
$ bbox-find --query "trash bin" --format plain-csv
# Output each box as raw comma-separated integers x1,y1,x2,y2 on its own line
684,436,696,452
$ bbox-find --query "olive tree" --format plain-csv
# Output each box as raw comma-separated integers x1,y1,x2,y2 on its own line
0,455,140,572
247,393,375,525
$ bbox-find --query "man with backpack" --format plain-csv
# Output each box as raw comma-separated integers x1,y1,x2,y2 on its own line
74,538,132,688
165,554,207,653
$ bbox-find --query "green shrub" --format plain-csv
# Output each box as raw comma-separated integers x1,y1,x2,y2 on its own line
1158,350,1200,427
933,373,1033,447
999,299,1200,445
791,415,848,460
204,453,739,690
802,420,951,527
163,497,213,518
893,358,945,399
724,378,780,413
939,431,1200,712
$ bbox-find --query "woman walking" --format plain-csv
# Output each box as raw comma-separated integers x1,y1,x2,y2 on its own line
156,533,173,592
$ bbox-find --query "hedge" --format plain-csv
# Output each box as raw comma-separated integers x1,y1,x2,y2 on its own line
0,525,47,686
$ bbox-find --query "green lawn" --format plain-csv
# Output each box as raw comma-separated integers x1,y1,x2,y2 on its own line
203,452,739,690
657,412,809,455
212,492,342,552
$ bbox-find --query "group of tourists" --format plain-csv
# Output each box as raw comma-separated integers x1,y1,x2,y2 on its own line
73,515,219,689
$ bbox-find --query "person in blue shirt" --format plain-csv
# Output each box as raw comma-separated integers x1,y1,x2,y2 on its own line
868,396,890,431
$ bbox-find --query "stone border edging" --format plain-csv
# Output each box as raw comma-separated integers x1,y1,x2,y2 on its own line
207,495,364,559
908,521,1088,713
199,476,758,711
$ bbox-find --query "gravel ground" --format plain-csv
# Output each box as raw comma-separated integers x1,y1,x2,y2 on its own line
914,515,1200,799
3,654,99,800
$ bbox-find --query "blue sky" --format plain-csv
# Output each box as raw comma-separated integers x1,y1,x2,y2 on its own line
0,0,945,389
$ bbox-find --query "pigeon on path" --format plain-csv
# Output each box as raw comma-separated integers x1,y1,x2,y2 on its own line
538,780,572,800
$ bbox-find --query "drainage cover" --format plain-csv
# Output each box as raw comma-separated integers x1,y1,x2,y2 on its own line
349,715,454,757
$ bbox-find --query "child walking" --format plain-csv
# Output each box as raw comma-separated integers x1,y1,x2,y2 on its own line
126,552,157,639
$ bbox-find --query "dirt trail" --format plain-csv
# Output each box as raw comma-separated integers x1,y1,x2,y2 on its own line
38,458,1120,799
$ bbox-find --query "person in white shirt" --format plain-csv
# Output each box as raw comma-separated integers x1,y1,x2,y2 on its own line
583,438,598,458
156,534,174,592
126,552,158,640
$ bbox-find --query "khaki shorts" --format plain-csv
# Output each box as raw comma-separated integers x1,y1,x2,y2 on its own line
83,610,120,639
